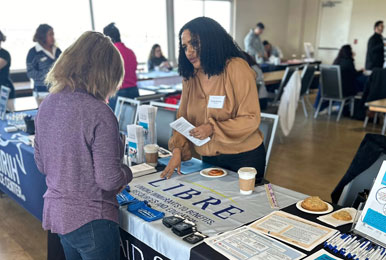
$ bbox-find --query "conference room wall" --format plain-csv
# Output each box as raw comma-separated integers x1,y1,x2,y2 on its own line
234,0,320,59
347,0,386,68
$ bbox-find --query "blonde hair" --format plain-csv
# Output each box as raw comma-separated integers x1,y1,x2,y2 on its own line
46,31,124,100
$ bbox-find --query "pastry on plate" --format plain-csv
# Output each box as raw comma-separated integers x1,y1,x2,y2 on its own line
301,196,328,212
208,169,224,176
332,210,352,221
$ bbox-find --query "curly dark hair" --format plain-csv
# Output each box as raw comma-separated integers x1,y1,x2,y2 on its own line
333,45,353,64
178,17,244,80
33,24,53,46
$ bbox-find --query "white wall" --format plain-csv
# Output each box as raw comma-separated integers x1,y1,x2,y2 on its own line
348,0,386,68
234,0,290,55
234,0,320,59
234,0,386,65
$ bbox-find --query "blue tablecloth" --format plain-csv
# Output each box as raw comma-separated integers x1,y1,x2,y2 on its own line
0,110,46,221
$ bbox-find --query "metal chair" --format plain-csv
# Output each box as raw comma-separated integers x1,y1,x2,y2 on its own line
150,101,179,150
299,64,316,117
260,113,279,174
114,97,140,134
314,65,355,122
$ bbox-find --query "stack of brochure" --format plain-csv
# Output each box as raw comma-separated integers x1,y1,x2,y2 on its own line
138,105,157,145
129,163,157,178
127,124,145,164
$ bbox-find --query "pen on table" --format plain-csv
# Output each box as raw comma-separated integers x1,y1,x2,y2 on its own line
374,246,385,260
370,246,381,260
356,243,372,260
333,234,350,251
345,238,365,258
332,233,348,247
357,243,372,260
324,231,340,246
336,235,355,253
365,245,377,260
377,247,386,260
373,246,384,260
327,233,343,249
351,240,370,259
339,235,357,254
326,232,342,249
348,240,364,259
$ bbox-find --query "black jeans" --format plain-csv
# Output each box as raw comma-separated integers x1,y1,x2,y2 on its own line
202,143,266,184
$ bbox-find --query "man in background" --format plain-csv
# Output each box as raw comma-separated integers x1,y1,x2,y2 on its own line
244,22,266,63
365,20,385,70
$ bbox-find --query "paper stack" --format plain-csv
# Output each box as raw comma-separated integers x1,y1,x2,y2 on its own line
137,105,157,145
129,163,157,178
127,124,145,164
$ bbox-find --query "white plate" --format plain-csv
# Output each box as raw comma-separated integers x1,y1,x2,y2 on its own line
200,168,227,178
296,200,334,215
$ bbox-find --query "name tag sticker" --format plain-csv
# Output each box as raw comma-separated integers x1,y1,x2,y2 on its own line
40,57,47,62
208,96,225,109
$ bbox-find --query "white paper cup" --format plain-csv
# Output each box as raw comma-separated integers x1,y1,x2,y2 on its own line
238,167,257,195
144,144,159,166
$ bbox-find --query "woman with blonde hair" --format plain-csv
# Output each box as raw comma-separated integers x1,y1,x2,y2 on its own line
34,31,132,260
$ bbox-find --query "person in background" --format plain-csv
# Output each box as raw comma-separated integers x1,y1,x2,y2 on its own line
0,30,15,98
314,45,365,112
27,24,61,97
148,44,172,71
244,22,266,63
365,20,385,70
162,17,266,184
263,40,283,62
103,23,138,110
34,31,132,260
242,51,269,110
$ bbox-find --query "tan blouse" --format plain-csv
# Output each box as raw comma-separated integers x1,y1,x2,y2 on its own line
168,57,263,161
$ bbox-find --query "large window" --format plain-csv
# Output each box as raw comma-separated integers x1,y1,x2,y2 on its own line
174,0,232,58
0,0,91,71
0,0,232,71
93,0,168,64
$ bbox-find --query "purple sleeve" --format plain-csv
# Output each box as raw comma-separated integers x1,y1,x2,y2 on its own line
92,110,132,191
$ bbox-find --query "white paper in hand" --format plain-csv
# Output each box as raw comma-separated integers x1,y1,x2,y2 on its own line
170,117,210,147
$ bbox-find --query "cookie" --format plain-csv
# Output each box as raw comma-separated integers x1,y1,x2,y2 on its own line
208,169,224,176
332,210,352,221
301,196,328,212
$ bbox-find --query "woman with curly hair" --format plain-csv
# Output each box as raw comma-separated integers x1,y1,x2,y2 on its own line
161,17,266,184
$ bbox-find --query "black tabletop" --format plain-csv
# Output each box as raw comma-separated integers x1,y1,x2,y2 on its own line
190,203,352,260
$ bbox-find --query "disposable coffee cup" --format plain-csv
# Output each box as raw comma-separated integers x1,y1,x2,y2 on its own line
144,144,159,167
238,167,257,195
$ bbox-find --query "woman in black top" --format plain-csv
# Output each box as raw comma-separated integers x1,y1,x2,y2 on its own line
147,44,172,71
0,30,15,98
333,45,364,96
314,44,366,111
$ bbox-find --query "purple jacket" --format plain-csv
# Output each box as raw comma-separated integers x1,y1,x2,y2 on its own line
34,88,132,234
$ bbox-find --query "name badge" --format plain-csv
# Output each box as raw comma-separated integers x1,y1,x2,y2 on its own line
40,57,47,62
208,96,225,109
